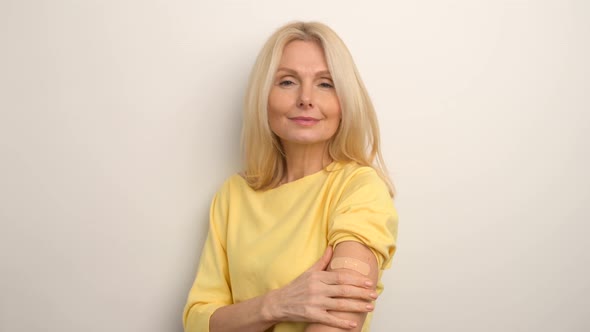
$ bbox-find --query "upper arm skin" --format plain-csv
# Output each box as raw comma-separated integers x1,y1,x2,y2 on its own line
305,241,379,332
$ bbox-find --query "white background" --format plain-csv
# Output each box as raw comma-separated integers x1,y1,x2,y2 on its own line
1,1,589,331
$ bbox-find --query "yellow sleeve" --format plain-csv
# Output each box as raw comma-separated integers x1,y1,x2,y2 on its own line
183,183,233,332
327,168,398,270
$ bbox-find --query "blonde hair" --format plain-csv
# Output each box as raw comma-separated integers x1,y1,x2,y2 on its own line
241,21,395,196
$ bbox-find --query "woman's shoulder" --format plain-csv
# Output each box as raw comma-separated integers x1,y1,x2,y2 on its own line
329,161,390,194
330,161,381,180
215,163,381,195
216,173,250,194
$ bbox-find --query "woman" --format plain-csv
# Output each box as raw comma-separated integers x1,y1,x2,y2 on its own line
183,21,398,332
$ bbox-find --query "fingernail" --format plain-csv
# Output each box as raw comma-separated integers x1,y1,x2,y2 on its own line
370,292,378,299
366,304,374,310
365,281,373,287
349,321,358,327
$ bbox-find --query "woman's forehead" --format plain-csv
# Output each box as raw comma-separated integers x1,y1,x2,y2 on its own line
278,40,329,75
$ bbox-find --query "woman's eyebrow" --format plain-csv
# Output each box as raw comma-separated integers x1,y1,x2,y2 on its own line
276,67,332,78
276,67,298,75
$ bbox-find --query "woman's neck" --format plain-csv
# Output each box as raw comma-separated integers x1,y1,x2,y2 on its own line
282,142,332,183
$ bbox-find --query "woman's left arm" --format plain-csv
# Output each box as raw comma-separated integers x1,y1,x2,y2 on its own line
304,241,379,332
306,167,399,331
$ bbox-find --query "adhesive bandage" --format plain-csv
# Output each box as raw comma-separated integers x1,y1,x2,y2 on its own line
330,257,370,276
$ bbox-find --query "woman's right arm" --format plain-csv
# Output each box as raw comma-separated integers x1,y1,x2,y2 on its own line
184,230,375,332
208,246,376,332
184,187,375,331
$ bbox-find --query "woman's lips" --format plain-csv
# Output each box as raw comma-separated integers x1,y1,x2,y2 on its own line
290,117,319,126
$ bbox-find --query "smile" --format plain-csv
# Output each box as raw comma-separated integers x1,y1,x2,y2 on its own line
289,117,320,126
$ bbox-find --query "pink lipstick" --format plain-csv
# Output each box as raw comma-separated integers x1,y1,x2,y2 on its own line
290,116,319,126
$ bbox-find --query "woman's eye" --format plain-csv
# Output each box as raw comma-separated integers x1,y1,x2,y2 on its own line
279,80,295,86
319,82,334,88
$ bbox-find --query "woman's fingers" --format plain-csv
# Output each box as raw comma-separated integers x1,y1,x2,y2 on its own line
308,309,359,330
326,284,378,301
309,270,377,301
321,316,359,330
318,270,374,289
273,265,376,325
323,297,375,313
305,298,373,329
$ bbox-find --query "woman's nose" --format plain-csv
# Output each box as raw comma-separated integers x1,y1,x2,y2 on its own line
298,97,313,108
297,85,313,108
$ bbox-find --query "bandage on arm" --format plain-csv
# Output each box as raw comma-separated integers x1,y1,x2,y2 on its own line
330,257,370,276
304,241,379,332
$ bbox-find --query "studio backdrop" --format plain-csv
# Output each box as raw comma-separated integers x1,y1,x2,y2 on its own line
1,1,588,331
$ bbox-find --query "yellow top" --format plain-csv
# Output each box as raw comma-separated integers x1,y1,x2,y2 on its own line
183,161,398,332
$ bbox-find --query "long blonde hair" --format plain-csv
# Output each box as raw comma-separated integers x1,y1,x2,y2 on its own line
241,21,394,197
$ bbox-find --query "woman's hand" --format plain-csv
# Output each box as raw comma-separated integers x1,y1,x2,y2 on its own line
264,247,378,329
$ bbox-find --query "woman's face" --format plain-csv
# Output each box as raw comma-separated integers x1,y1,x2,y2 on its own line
268,40,341,150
